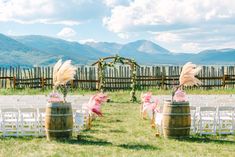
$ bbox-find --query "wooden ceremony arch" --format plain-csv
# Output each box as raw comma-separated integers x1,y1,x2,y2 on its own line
92,55,139,102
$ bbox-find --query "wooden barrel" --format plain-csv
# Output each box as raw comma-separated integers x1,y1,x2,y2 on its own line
45,102,73,140
162,100,191,138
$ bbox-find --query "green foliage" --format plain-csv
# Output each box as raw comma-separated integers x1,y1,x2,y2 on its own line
96,55,139,102
56,84,70,102
1,88,235,96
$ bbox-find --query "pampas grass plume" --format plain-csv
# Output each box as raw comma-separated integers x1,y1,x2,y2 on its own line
53,60,76,88
179,62,202,87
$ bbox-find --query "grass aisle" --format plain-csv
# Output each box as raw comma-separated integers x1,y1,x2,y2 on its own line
0,95,235,157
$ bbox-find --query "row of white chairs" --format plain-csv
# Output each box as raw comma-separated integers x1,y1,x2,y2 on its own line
190,106,235,135
155,106,235,135
0,107,88,137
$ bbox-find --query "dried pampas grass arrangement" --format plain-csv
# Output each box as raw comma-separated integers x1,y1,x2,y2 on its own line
52,59,76,101
172,62,202,100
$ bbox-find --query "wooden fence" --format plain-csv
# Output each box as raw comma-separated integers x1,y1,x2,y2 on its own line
0,65,235,90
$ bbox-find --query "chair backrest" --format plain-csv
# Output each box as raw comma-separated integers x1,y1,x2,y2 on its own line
1,108,19,121
19,108,37,120
218,106,234,111
37,108,46,122
199,106,217,118
1,108,19,113
190,106,197,116
20,107,37,113
200,107,216,112
190,106,196,110
38,108,45,113
218,106,234,117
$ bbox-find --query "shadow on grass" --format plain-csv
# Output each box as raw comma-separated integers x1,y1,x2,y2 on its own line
177,135,235,145
118,143,160,151
0,136,36,141
103,119,123,123
81,129,100,133
57,135,113,146
109,129,127,133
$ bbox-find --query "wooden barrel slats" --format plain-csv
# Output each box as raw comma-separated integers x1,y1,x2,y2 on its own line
45,102,73,140
162,100,191,138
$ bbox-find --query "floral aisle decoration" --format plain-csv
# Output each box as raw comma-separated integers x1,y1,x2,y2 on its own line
85,93,108,129
140,92,160,128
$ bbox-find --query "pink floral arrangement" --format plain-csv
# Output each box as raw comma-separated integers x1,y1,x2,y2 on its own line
141,92,159,119
173,89,187,102
48,93,63,103
87,93,108,116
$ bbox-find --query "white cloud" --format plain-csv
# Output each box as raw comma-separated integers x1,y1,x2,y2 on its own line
117,33,129,39
8,18,81,26
0,0,55,21
103,0,235,33
57,27,77,40
181,42,200,52
103,0,132,7
79,38,98,44
155,32,181,43
0,0,103,25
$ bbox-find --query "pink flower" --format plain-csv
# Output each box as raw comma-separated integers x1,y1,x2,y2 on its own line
48,93,63,103
141,92,152,103
141,93,160,113
173,89,187,102
152,97,160,113
91,106,103,116
88,93,108,116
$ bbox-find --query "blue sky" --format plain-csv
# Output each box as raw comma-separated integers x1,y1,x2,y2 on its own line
0,0,235,53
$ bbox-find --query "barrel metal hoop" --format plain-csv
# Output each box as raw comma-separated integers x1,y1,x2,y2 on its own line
162,126,191,129
45,114,73,117
163,113,191,116
165,105,189,107
45,128,73,132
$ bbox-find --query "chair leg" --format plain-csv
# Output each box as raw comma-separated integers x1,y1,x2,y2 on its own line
213,119,216,135
218,119,221,135
199,120,202,135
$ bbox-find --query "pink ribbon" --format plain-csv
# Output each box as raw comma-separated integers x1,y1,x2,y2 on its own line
87,93,108,116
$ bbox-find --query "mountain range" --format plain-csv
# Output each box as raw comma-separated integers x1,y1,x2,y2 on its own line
0,33,235,67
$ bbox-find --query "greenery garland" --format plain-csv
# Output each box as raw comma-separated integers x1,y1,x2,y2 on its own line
94,55,139,102
130,60,137,102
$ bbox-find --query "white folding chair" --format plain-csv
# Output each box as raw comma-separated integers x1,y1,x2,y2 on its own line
154,112,163,135
198,106,217,135
1,108,20,137
0,109,2,133
37,107,46,136
19,108,38,136
217,106,235,135
73,108,85,133
190,106,197,134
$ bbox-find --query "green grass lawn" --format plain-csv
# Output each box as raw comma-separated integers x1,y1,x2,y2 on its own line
1,88,235,96
0,92,235,157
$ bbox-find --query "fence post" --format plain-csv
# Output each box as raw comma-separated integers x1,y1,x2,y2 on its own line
70,80,74,88
41,77,44,89
13,76,16,89
222,74,226,88
161,75,165,89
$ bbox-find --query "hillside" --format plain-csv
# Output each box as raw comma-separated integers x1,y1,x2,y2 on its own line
0,33,234,66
